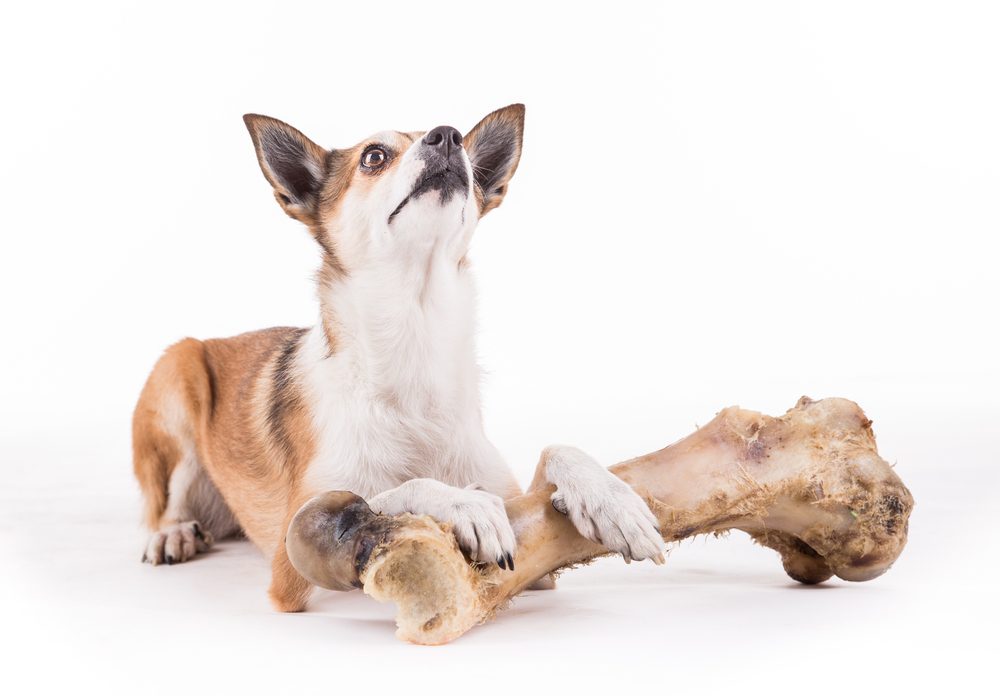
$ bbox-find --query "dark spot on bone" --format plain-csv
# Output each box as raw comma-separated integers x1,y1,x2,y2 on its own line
849,554,874,568
352,536,377,588
335,506,360,540
881,494,904,515
745,439,767,461
790,537,823,558
352,516,398,583
880,494,905,534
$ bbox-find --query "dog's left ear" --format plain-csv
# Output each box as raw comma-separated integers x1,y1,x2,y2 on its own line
464,104,525,215
243,114,328,226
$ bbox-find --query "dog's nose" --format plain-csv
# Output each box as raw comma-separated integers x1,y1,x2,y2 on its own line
423,125,463,159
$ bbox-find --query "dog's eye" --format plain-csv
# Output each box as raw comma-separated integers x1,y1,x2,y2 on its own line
361,147,387,169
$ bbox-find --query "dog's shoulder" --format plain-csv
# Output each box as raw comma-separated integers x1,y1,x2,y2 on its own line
202,326,306,363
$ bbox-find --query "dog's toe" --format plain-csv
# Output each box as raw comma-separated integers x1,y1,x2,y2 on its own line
142,521,213,566
445,490,517,570
551,476,666,564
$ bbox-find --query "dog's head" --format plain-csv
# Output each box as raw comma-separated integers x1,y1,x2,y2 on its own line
244,105,524,271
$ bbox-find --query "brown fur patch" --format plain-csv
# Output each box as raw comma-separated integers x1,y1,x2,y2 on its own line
132,338,212,528
134,328,319,559
313,132,415,274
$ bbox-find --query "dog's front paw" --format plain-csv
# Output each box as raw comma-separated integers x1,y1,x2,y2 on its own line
546,446,666,564
444,487,518,570
142,521,213,565
369,479,518,570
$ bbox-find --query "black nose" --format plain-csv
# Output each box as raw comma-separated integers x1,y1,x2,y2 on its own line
423,125,463,158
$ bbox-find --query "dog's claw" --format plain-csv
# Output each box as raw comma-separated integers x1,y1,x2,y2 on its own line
165,555,176,566
497,555,507,570
506,553,515,571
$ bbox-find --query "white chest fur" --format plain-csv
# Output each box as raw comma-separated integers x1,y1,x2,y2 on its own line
298,259,486,499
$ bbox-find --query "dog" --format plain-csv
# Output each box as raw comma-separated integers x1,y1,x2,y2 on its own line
132,104,666,611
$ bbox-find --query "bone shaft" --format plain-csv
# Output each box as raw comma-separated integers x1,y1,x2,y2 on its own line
499,489,603,594
498,492,730,599
498,487,730,598
488,402,902,603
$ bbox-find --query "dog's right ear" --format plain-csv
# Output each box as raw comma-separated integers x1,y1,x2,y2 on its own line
244,114,327,226
465,104,525,216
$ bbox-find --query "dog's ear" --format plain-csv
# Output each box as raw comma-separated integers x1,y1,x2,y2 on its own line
244,114,328,225
464,104,525,215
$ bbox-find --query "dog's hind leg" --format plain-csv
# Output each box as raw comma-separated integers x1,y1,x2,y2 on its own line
133,338,241,565
140,449,242,565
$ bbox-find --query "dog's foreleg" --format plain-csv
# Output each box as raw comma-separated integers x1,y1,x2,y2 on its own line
527,445,667,564
368,479,518,569
269,525,315,612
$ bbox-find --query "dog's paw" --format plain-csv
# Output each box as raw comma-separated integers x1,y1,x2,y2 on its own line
369,479,518,570
442,487,518,570
142,521,213,566
546,446,666,564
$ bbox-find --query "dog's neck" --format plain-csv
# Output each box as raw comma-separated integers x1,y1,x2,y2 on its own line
314,249,480,413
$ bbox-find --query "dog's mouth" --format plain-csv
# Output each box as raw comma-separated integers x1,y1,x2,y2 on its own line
388,167,468,224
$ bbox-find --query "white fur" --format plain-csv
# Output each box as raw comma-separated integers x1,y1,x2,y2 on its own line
298,134,518,562
542,445,667,563
164,452,198,521
294,132,663,567
333,131,478,271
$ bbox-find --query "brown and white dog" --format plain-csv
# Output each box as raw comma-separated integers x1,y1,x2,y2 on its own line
132,104,666,612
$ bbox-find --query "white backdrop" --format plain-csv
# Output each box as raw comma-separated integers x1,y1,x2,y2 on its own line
1,1,997,693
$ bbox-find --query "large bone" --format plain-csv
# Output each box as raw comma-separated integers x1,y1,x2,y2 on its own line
286,397,913,645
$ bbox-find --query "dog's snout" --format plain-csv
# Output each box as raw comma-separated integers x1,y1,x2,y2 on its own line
423,125,463,158
400,124,470,214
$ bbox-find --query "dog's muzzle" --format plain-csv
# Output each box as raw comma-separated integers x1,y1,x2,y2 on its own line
388,125,469,224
